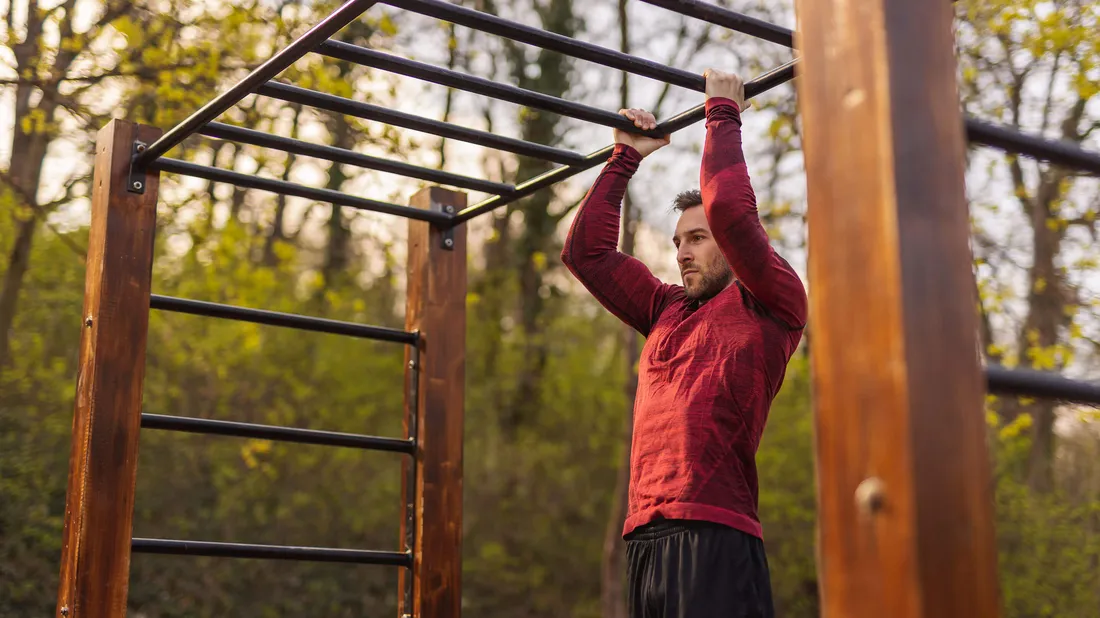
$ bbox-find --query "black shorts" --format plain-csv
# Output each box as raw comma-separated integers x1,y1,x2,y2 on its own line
625,519,774,618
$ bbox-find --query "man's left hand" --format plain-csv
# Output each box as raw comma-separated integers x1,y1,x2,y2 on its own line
703,68,748,112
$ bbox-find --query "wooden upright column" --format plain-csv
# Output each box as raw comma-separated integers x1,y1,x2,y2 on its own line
401,187,466,618
56,120,162,618
794,2,1001,618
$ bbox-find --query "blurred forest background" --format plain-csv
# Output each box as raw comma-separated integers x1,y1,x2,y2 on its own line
2,0,1099,616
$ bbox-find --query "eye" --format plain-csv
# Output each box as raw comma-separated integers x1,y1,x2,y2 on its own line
693,234,705,242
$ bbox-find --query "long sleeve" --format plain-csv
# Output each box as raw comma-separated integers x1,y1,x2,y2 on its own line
561,144,677,336
700,98,808,329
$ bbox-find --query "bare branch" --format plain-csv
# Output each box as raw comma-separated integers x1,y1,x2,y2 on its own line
0,60,258,87
1038,50,1063,136
0,171,87,258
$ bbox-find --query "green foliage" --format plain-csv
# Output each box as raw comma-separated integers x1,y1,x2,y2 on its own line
3,0,1100,617
757,352,819,618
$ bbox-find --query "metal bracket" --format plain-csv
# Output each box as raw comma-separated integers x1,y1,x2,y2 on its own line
438,203,456,250
127,140,149,194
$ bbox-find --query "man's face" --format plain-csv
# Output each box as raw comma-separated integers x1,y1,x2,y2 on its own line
673,204,734,302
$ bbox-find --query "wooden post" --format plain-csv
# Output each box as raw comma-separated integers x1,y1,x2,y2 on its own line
794,2,1002,618
400,186,467,618
56,120,162,617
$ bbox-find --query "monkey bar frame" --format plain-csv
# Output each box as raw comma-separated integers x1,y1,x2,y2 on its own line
56,1,1100,618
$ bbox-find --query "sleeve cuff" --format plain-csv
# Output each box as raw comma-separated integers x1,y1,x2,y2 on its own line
610,143,644,172
705,97,741,115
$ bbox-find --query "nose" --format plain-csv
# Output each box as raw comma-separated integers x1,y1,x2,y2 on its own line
677,246,693,267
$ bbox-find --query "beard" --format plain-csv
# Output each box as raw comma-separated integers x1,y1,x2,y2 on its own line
682,260,734,302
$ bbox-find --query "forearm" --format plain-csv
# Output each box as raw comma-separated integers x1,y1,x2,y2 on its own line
562,144,671,335
701,99,808,328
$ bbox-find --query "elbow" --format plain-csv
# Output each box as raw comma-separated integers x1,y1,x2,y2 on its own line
560,245,575,271
560,244,585,280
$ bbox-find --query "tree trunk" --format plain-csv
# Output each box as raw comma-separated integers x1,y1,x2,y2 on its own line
0,217,38,367
602,193,636,618
497,0,576,436
263,105,302,267
601,4,633,615
320,66,356,289
1,45,55,368
1020,168,1070,493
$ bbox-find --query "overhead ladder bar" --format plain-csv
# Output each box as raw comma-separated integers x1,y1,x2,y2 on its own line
381,0,706,90
151,158,453,223
257,82,588,166
134,0,380,167
453,58,799,223
316,40,674,135
199,121,517,195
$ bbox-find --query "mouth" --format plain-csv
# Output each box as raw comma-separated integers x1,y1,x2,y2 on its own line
681,270,698,277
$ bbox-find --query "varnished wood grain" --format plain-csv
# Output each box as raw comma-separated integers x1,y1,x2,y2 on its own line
794,1,1002,617
56,120,162,618
401,186,466,618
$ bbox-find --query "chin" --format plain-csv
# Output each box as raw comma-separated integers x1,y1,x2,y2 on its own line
683,287,704,301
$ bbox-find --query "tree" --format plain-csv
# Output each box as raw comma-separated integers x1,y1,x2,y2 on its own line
956,0,1100,492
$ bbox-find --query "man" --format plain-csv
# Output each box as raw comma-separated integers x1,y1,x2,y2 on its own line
560,69,807,617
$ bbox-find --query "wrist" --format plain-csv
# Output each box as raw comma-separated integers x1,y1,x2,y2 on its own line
705,96,741,113
610,143,644,169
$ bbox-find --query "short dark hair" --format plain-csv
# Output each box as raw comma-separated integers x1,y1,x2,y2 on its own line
671,189,702,213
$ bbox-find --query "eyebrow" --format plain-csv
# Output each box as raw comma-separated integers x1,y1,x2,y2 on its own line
673,227,709,241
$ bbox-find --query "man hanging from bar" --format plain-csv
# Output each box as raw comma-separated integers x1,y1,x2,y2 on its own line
561,69,807,618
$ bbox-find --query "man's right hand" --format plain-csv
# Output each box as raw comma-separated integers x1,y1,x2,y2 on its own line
615,108,670,158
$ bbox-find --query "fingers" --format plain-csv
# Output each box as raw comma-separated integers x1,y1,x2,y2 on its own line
703,68,742,86
618,107,658,130
703,68,748,109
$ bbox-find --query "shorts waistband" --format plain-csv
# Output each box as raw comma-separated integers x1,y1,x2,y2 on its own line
624,519,731,541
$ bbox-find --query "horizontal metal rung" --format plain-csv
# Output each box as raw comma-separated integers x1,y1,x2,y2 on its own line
132,538,411,567
141,413,415,454
316,40,667,136
133,0,378,167
258,81,587,166
453,59,799,223
150,294,418,344
986,365,1100,407
200,121,515,195
636,0,794,48
383,0,704,91
152,158,452,224
966,118,1100,175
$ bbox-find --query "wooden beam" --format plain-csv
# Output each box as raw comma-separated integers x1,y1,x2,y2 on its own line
793,1,1002,618
400,187,467,618
55,120,162,618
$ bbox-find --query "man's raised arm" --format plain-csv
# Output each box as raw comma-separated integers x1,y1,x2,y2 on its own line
698,70,808,329
561,109,676,336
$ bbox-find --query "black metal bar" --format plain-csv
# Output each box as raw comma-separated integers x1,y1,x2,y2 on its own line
453,59,798,223
200,121,515,195
316,40,669,137
259,82,586,166
657,59,797,134
131,538,412,567
986,365,1100,407
636,0,794,48
965,117,1100,175
402,345,420,614
152,158,452,224
141,413,416,453
134,0,379,166
150,294,418,344
382,0,704,91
